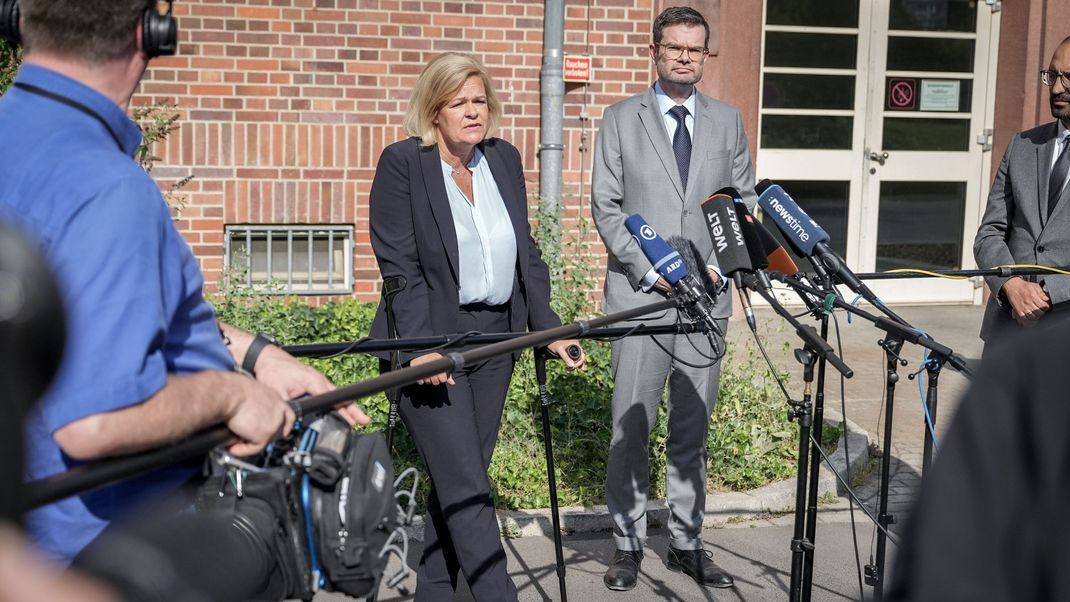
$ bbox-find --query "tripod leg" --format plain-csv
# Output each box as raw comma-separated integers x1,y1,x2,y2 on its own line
535,354,567,602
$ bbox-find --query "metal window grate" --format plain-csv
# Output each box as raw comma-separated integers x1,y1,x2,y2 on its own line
224,225,354,295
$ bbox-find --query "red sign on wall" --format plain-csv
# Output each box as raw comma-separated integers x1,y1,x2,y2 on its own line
564,55,592,83
887,78,917,111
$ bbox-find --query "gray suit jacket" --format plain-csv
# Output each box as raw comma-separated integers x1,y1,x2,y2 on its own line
975,121,1070,339
592,85,756,320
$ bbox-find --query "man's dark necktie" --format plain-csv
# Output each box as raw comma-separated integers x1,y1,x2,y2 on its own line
1049,138,1070,218
669,105,691,191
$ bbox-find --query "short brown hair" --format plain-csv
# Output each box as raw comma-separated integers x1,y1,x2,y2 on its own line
403,53,502,147
21,0,153,62
653,6,710,49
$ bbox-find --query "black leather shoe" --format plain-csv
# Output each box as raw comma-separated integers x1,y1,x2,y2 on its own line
666,547,734,588
603,549,643,591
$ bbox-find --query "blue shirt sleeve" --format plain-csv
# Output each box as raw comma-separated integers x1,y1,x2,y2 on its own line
38,176,173,434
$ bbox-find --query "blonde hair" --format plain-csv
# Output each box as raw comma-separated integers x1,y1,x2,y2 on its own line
403,53,502,147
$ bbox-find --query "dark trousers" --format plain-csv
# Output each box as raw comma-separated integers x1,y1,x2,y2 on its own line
399,303,518,601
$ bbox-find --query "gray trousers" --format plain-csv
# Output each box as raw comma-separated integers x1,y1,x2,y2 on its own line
605,319,728,551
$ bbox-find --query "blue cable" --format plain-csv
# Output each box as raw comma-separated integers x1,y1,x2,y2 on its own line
847,294,863,323
911,328,941,451
298,427,324,589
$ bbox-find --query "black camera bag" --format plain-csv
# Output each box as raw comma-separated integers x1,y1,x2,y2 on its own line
307,414,397,598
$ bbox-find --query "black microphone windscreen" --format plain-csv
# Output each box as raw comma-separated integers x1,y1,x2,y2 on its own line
755,178,773,196
733,202,769,271
701,192,753,277
667,236,716,294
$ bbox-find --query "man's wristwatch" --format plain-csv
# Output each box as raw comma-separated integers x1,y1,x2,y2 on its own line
242,332,279,376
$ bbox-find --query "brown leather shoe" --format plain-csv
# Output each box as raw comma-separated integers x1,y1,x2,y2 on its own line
666,547,734,588
603,549,643,591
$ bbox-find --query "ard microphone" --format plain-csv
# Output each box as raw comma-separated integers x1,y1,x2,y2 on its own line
756,179,875,300
701,188,757,330
623,214,721,335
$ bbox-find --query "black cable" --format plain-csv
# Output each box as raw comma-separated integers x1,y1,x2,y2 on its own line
304,336,373,360
832,312,865,602
745,320,793,404
591,322,646,342
808,431,899,546
420,330,484,353
647,314,725,369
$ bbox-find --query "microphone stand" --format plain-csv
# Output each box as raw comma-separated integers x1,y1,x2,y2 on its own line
739,280,852,602
381,276,405,450
799,266,835,602
773,274,972,600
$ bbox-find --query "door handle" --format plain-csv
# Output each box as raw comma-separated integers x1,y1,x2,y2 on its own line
869,151,889,166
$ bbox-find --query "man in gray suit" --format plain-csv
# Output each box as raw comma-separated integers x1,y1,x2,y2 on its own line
591,6,756,592
975,36,1070,342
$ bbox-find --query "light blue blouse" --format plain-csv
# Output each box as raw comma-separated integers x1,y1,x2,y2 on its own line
440,148,518,305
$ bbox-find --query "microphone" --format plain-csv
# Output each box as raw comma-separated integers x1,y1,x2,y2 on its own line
755,179,879,304
623,214,722,335
734,201,826,312
751,214,801,277
700,188,757,330
732,199,775,292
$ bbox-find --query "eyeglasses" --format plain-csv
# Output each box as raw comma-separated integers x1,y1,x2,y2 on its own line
1041,69,1070,87
654,43,709,61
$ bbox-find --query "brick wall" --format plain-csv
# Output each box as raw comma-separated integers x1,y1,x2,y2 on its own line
135,0,758,301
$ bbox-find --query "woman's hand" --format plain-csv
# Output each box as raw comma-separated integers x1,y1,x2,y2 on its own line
546,339,585,370
410,352,456,386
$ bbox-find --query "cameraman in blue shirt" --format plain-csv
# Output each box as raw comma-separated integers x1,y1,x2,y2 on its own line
0,0,367,564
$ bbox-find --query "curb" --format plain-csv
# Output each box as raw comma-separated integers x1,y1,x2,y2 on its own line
403,412,872,542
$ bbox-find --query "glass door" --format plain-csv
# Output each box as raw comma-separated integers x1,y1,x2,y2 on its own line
757,0,1000,305
860,0,997,303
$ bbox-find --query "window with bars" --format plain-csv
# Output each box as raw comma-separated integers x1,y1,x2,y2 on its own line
224,225,354,295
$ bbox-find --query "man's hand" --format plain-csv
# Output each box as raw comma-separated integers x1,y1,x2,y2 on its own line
546,339,586,370
706,268,723,291
410,352,456,386
653,276,672,296
1002,277,1052,327
222,373,296,457
227,325,370,427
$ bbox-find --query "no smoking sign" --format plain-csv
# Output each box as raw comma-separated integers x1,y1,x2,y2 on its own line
887,78,917,111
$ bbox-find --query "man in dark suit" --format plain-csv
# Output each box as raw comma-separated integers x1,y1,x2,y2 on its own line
591,6,755,592
975,35,1070,342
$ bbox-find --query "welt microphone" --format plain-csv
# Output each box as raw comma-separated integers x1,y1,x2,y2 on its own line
755,179,877,301
623,214,722,335
700,188,757,331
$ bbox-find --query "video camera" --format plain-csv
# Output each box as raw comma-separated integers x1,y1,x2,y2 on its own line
197,412,419,601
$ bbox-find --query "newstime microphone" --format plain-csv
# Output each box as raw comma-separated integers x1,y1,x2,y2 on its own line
623,214,722,336
755,179,884,303
699,188,757,330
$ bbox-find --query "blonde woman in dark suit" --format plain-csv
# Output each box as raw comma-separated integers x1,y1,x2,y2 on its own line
368,53,584,601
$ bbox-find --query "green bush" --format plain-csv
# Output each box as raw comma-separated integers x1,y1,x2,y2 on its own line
1,39,21,94
214,294,797,510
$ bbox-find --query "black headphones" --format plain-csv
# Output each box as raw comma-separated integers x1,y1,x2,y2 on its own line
0,0,178,58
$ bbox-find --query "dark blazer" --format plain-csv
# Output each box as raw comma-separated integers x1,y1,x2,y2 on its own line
368,136,561,360
974,122,1070,339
